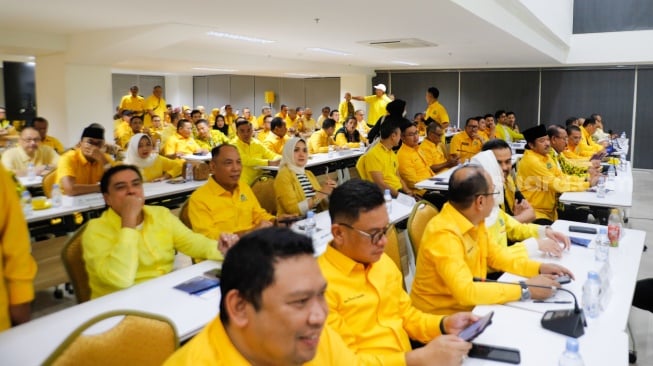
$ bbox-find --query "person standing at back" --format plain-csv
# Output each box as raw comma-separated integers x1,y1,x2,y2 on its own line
351,84,392,128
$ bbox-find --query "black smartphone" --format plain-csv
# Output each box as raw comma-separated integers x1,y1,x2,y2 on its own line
469,343,520,364
174,276,220,295
204,268,222,279
568,225,597,234
458,311,494,341
556,275,572,285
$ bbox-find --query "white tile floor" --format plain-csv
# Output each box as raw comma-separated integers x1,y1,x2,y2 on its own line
30,170,653,364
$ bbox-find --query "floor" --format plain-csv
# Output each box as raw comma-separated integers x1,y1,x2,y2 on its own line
30,170,653,364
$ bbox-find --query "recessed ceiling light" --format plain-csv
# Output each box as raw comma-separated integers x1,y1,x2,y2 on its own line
192,67,237,72
207,31,275,44
285,73,318,78
392,61,419,66
306,47,351,56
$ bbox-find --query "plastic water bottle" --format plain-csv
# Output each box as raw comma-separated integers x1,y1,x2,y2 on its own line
582,271,601,318
384,189,393,215
619,153,627,172
153,140,161,155
304,210,316,239
328,144,334,157
21,190,32,218
559,338,584,366
607,165,615,181
596,176,606,198
607,209,622,247
27,162,36,181
594,228,609,262
359,141,365,152
51,183,62,208
185,163,194,182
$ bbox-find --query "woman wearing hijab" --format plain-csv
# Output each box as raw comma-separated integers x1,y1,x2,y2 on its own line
273,137,336,215
212,114,230,137
124,133,183,182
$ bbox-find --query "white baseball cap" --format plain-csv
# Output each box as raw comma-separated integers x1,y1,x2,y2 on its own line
373,84,387,92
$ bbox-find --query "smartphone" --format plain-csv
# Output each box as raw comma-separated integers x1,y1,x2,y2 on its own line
469,343,521,364
458,311,494,341
174,276,220,295
570,236,591,247
204,268,222,279
556,275,572,285
568,225,597,235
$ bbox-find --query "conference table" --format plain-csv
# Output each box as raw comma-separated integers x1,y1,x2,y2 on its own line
257,149,364,177
559,162,633,209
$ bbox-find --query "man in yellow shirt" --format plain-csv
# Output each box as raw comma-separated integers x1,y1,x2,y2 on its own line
118,86,145,116
494,110,524,142
308,118,337,154
318,179,474,364
411,165,574,315
352,84,392,127
564,125,593,160
162,120,208,158
255,106,272,130
233,120,280,185
116,115,144,149
516,125,598,224
301,107,317,133
144,85,167,128
354,109,370,135
579,117,605,156
194,119,229,151
316,106,330,129
241,107,256,125
449,117,483,161
397,122,434,195
356,120,412,197
166,228,390,366
256,115,273,142
286,107,301,132
263,117,289,155
32,117,64,154
424,87,450,127
420,122,458,174
1,126,59,177
57,124,115,196
0,107,16,137
188,144,275,239
338,92,355,124
83,165,233,299
275,104,289,122
0,165,37,331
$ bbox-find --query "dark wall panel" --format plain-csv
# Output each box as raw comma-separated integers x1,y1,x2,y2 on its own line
540,69,634,136
3,62,36,122
460,71,539,130
634,68,653,169
574,0,653,34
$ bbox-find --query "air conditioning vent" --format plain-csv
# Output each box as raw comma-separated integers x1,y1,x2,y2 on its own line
360,38,437,49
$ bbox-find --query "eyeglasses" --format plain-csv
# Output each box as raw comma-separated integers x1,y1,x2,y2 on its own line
337,222,391,245
476,191,500,198
21,138,41,143
467,125,479,129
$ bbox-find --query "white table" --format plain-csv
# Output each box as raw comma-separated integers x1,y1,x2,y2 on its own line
258,149,364,172
0,260,222,366
559,163,633,209
18,175,43,188
181,153,212,161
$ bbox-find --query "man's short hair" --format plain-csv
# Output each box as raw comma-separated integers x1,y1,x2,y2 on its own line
100,165,142,194
329,110,338,118
426,121,443,135
129,115,143,124
547,125,565,138
400,121,417,133
270,117,285,130
219,227,314,324
583,117,596,127
236,119,251,129
565,117,578,127
380,120,400,139
261,106,271,113
448,165,489,209
177,119,191,131
494,110,506,120
211,144,236,160
566,125,581,135
506,111,515,117
427,87,440,99
195,119,209,127
322,118,336,130
465,117,478,126
481,139,511,152
329,179,385,223
191,109,201,117
30,117,48,126
484,113,494,120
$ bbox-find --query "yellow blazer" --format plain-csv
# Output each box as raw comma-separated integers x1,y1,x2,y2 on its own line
274,165,325,215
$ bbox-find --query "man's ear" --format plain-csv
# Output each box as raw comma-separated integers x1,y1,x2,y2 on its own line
331,224,345,249
223,290,250,328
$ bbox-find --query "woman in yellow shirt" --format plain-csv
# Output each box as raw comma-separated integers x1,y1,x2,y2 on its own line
274,137,336,215
124,134,183,182
334,117,367,149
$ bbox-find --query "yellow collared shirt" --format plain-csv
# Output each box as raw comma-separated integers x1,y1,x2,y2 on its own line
308,129,335,154
163,133,202,156
140,156,183,182
42,135,64,154
363,94,392,126
56,148,114,186
357,142,401,191
119,94,146,115
233,138,280,185
263,133,288,155
424,100,449,125
397,144,433,193
418,138,448,173
195,130,230,151
1,145,59,173
449,132,483,161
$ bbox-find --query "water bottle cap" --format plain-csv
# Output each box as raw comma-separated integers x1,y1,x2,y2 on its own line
565,337,579,352
588,271,600,280
384,189,390,195
306,211,314,218
599,227,607,235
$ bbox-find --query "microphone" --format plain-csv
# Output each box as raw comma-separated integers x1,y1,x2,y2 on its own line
514,190,525,204
473,277,586,338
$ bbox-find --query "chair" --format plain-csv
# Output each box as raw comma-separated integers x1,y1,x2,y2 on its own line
42,169,58,198
407,200,439,257
383,224,410,290
43,310,179,366
178,199,192,229
61,223,91,304
251,174,277,215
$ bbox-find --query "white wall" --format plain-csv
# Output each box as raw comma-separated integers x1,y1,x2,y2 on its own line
340,74,372,114
520,0,572,44
165,75,193,109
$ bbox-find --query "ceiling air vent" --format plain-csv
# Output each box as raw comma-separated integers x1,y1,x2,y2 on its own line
360,38,438,49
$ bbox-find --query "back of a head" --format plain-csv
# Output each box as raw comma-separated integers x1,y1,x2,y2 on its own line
385,99,406,116
565,117,578,127
426,121,443,135
583,117,596,127
219,227,314,324
448,165,489,210
481,138,510,152
322,118,336,130
427,87,440,99
380,119,401,139
329,179,385,224
270,117,285,130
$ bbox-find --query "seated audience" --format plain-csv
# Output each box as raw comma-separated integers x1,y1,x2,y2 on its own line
82,165,234,299
116,115,144,149
308,118,337,154
420,122,458,174
410,164,574,315
301,107,317,133
494,110,524,142
579,117,605,155
1,126,59,177
256,115,273,142
188,145,276,239
233,120,280,185
162,119,207,158
255,106,272,130
334,117,366,148
32,117,64,154
0,165,37,331
397,121,434,196
213,114,230,137
449,117,484,162
114,110,133,142
263,117,289,155
354,109,370,136
124,134,183,182
548,125,600,177
274,137,336,215
0,107,16,136
56,124,115,196
194,119,229,151
319,179,474,364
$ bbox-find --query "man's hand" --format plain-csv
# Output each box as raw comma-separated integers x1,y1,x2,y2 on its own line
9,303,31,326
119,195,144,228
443,312,479,336
268,159,281,166
407,335,471,366
513,198,536,223
218,233,239,254
543,228,571,251
525,274,559,299
540,263,575,280
536,238,564,257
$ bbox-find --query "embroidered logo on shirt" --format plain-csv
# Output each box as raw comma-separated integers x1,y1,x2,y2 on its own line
546,162,552,169
344,294,364,303
240,194,247,202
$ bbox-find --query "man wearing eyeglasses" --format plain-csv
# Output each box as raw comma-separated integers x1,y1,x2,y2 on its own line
448,117,484,162
1,126,58,177
56,124,115,196
419,122,459,174
411,165,574,315
318,179,476,365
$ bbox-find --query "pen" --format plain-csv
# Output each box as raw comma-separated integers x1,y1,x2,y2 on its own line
533,300,572,304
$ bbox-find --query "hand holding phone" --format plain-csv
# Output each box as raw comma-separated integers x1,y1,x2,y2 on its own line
458,311,494,341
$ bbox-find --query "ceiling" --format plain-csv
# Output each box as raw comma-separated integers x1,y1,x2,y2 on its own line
0,0,572,77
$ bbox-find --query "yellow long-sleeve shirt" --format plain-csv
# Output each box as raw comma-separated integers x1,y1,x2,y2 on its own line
334,128,366,148
318,245,443,365
487,209,539,263
82,205,223,299
418,138,448,173
410,203,541,315
56,148,115,186
140,156,183,182
424,100,449,125
516,149,589,222
363,94,392,126
0,167,37,331
449,132,483,162
162,133,203,156
42,135,64,154
397,144,433,194
308,129,335,154
263,133,288,155
233,138,280,185
273,166,323,215
495,124,524,143
580,126,604,155
356,143,401,191
188,178,275,239
195,130,230,151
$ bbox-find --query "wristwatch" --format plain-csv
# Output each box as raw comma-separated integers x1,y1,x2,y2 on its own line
519,281,531,301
